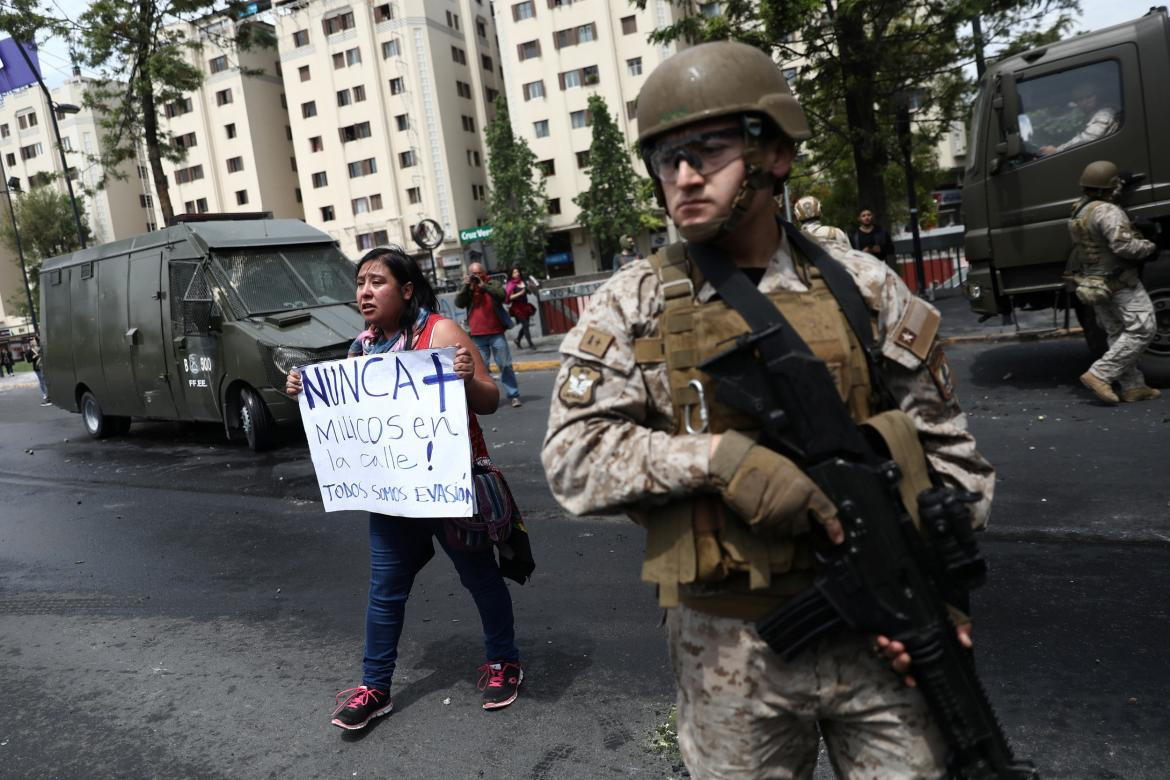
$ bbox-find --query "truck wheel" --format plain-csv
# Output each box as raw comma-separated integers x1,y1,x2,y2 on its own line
1073,301,1108,358
239,386,275,452
1138,258,1170,387
80,391,115,439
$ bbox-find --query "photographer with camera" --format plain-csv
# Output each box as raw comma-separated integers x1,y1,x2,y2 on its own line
456,263,522,408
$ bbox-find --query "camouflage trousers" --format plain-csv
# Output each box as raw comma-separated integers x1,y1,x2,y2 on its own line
1090,282,1156,390
666,605,947,779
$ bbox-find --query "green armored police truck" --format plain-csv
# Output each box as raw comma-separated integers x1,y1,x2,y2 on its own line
961,7,1170,382
39,215,363,450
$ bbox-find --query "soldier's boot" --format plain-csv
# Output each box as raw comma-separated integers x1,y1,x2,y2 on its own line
1080,370,1119,404
1120,386,1162,402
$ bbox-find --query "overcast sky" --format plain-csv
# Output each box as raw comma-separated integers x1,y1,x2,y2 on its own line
28,0,1150,87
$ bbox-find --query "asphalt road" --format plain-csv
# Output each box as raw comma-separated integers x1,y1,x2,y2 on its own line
1,336,1168,779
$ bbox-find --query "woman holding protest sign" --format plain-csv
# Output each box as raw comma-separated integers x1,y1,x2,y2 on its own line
286,246,528,731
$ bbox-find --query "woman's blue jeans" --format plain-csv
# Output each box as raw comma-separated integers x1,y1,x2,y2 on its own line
363,514,518,691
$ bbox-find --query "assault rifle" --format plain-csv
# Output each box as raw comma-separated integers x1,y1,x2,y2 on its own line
689,226,1037,780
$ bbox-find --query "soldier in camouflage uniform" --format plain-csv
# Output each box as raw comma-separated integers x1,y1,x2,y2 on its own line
1070,160,1161,404
541,41,995,779
793,195,851,251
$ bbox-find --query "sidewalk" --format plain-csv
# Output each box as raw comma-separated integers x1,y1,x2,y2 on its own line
507,290,1084,372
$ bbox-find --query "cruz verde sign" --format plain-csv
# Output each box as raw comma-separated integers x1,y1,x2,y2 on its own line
458,225,493,243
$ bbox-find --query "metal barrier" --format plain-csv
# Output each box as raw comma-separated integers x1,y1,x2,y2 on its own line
536,278,606,335
891,244,968,297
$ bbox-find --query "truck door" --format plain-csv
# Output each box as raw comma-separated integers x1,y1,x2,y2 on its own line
128,251,179,418
986,44,1149,295
166,261,223,422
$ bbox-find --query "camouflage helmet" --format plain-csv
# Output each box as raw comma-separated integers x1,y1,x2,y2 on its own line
1080,160,1119,190
793,195,822,222
636,40,810,150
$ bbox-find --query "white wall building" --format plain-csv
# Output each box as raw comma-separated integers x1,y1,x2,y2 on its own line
272,0,501,276
495,0,686,275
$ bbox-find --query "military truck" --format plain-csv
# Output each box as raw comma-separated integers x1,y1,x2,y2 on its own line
40,216,363,450
961,7,1170,383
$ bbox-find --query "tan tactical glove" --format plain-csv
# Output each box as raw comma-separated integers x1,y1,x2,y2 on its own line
710,430,840,539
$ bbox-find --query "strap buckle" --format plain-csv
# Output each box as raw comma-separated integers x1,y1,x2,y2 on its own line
683,379,709,434
661,277,695,300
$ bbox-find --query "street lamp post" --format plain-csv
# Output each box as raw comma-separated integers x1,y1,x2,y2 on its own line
12,40,87,250
0,165,38,338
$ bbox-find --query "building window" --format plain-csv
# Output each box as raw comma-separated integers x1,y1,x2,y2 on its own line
370,193,383,210
337,88,352,107
485,87,499,104
226,156,244,173
523,80,544,101
560,69,581,89
322,10,356,36
626,99,637,119
467,149,481,166
209,55,229,73
782,67,797,86
699,2,721,17
320,205,335,221
374,3,393,23
312,171,328,188
215,88,232,106
138,164,147,179
406,187,422,204
533,119,549,138
348,158,378,177
445,10,460,29
518,40,540,60
4,153,14,166
554,22,596,49
295,188,302,203
569,109,590,128
298,64,310,81
547,198,561,215
620,15,636,34
395,114,409,131
476,18,487,37
140,193,153,207
627,57,642,76
19,143,41,160
302,101,317,118
339,121,372,142
538,159,555,176
196,198,209,213
332,52,345,69
165,98,193,118
286,125,293,140
389,77,405,95
512,1,535,21
174,132,197,150
356,230,389,251
17,111,37,129
471,183,485,200
0,124,9,138
348,84,363,101
174,164,204,184
398,150,416,168
582,65,599,85
292,29,309,47
482,54,493,72
280,92,287,109
184,200,195,213
456,80,472,99
452,46,466,65
461,115,476,133
382,39,400,58
576,150,590,168
291,155,297,171
353,194,382,213
309,136,324,152
236,190,249,205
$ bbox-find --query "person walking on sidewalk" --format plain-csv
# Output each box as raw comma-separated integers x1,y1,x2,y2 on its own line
286,247,525,731
1069,160,1160,404
457,262,522,408
27,338,48,404
542,40,995,778
505,266,537,350
0,347,13,377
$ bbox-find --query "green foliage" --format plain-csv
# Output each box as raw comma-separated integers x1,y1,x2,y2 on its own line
573,95,656,260
73,0,272,223
484,96,547,276
636,0,1079,228
0,185,92,322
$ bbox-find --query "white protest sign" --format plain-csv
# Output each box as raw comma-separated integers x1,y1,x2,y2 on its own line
297,348,475,517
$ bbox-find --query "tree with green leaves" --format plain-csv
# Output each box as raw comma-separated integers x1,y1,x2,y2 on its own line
636,0,1078,229
74,0,272,225
0,184,92,321
573,95,657,265
484,96,548,276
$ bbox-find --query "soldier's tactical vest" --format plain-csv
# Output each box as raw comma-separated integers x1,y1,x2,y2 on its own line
1069,199,1129,280
633,242,932,617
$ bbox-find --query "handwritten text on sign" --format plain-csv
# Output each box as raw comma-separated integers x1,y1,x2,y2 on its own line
297,348,474,517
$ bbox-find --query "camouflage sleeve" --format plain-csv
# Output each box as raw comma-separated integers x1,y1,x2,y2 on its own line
1057,108,1119,150
832,248,996,528
1095,204,1157,261
541,263,713,516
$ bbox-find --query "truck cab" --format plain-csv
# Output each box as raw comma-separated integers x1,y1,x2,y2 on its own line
961,8,1170,382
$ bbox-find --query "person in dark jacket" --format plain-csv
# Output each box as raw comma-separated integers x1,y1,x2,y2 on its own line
850,208,898,272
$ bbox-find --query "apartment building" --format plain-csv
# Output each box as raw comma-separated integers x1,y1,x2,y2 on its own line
272,0,501,275
495,1,686,275
0,76,154,333
157,14,303,224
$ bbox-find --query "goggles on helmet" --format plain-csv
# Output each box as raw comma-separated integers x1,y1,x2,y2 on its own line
646,127,746,183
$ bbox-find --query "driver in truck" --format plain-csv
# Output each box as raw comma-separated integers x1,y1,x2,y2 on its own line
1069,160,1160,404
1038,82,1119,156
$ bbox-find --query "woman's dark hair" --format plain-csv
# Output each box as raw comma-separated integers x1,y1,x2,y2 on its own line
509,265,522,277
356,245,439,348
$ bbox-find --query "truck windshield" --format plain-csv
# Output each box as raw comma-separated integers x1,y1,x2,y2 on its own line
211,244,356,316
